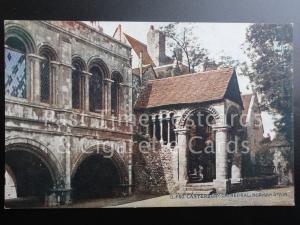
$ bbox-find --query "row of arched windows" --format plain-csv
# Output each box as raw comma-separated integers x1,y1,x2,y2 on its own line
5,26,124,116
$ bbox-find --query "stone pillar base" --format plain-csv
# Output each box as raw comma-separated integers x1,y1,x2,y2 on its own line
44,193,58,207
64,190,72,205
177,181,187,192
231,178,243,184
213,179,230,194
230,178,243,192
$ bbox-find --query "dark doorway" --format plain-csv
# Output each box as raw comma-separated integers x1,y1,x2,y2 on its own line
187,111,216,183
71,154,122,201
5,149,54,207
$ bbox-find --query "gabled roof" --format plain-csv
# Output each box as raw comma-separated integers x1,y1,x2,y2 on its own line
135,68,242,109
123,33,155,66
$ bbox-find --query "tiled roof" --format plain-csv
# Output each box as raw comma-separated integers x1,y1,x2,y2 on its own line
241,94,252,123
123,33,155,66
135,68,236,109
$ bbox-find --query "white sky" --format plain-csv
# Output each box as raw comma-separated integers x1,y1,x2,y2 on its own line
98,21,276,138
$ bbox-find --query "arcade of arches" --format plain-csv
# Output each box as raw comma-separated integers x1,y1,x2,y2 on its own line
137,106,243,194
5,144,127,207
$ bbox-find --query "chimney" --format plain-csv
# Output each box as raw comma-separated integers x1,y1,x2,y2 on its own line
203,59,218,71
147,25,166,66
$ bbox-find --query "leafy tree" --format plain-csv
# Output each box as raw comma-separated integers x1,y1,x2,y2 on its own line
242,24,293,145
159,23,208,72
217,55,240,69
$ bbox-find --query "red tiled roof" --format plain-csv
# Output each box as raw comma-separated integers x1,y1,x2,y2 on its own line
135,68,236,109
241,94,252,123
123,33,155,66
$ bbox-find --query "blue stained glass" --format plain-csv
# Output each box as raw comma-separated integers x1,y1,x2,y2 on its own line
5,48,26,98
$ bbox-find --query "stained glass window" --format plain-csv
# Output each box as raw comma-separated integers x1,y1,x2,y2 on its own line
5,47,27,98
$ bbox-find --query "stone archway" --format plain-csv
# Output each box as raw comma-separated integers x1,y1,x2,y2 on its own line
5,164,17,199
183,107,218,183
71,145,128,201
5,138,63,207
177,106,220,129
175,106,222,190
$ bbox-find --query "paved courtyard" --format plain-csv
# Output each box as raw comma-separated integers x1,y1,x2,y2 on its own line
56,186,294,208
6,186,293,208
109,186,294,208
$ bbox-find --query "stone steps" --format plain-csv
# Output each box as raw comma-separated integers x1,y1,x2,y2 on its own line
183,183,216,194
179,189,216,195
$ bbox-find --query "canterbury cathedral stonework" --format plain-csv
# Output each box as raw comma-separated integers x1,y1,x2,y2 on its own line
5,21,275,206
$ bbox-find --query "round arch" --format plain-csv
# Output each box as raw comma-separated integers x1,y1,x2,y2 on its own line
111,70,123,83
38,43,59,61
71,144,128,200
72,55,87,71
71,144,128,184
5,24,36,53
87,57,110,79
225,104,241,128
178,106,220,129
5,137,64,184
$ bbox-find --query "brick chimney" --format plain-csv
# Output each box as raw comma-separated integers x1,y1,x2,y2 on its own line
147,25,166,66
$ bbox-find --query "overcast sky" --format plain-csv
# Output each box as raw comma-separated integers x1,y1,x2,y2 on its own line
97,22,276,138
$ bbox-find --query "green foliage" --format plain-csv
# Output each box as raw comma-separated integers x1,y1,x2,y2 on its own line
255,147,274,167
242,24,293,144
160,23,240,72
159,23,210,72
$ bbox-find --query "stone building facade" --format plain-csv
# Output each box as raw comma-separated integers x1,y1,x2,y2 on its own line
5,20,133,205
134,68,246,194
5,21,270,207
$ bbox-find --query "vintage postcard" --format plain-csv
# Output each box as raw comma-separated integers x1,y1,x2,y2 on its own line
4,21,294,208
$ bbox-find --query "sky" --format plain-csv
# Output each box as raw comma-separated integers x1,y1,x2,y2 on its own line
96,22,276,139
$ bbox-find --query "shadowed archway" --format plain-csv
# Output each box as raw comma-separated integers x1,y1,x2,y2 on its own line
71,146,128,201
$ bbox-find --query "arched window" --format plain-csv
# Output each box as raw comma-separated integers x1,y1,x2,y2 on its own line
89,67,104,112
39,46,57,104
111,72,123,116
40,54,51,103
72,59,85,109
5,37,27,98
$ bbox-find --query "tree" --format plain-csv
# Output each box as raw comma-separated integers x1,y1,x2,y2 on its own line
160,23,242,73
242,24,293,144
159,23,208,73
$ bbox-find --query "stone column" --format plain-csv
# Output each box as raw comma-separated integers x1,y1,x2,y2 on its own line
128,140,133,195
119,83,126,116
152,115,156,140
231,134,242,184
104,78,113,117
159,114,164,144
213,126,230,194
82,71,92,112
28,54,43,103
50,61,60,106
57,62,72,109
63,135,72,204
167,117,171,146
174,128,188,189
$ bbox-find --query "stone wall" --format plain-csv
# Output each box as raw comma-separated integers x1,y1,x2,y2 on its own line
5,20,133,203
132,136,178,195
